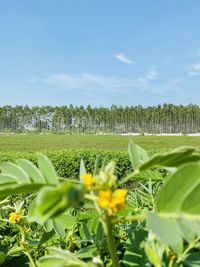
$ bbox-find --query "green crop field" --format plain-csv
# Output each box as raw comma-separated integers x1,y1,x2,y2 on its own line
0,133,200,152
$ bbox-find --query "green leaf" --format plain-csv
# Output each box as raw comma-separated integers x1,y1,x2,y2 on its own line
0,162,30,183
37,230,55,250
128,142,149,169
16,159,45,183
0,174,17,184
32,186,65,223
145,245,161,267
54,214,76,230
93,154,101,175
183,252,200,267
156,163,200,213
44,219,54,232
147,212,183,254
32,182,84,223
177,219,196,243
0,251,6,265
79,222,92,241
79,158,86,179
78,211,99,221
0,183,44,198
123,227,150,267
76,245,96,259
182,184,200,217
38,248,90,267
52,219,65,238
140,147,200,171
53,214,76,238
136,170,163,181
7,245,23,256
38,257,65,267
37,153,59,185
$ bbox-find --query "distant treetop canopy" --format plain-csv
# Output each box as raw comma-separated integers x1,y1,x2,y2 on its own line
0,104,199,134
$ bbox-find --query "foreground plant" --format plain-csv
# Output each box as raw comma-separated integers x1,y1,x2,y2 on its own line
1,143,200,266
81,162,128,267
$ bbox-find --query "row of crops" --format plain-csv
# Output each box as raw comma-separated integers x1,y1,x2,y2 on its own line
0,143,199,266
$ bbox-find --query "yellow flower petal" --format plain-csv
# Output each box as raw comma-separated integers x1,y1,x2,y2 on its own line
9,212,22,223
81,173,95,188
98,189,127,213
98,190,112,208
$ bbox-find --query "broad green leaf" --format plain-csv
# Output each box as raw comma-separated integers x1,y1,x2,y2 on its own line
0,174,17,184
0,162,30,183
38,257,65,267
182,184,200,217
177,219,197,242
140,147,200,171
37,153,59,185
53,214,76,238
38,248,91,267
78,211,99,221
54,214,76,230
79,158,86,179
16,159,45,183
147,213,183,254
44,219,54,232
32,182,84,223
32,186,65,223
156,163,200,213
136,170,163,181
128,142,149,169
0,183,44,198
53,219,65,238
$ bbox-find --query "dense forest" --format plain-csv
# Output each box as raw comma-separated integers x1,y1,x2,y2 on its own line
1,104,200,134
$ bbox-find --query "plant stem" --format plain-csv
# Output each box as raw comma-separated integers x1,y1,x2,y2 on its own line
177,237,200,263
102,215,120,267
118,171,138,186
112,214,147,224
19,226,37,267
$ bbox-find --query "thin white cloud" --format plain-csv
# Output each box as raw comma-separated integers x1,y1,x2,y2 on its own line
43,68,182,94
137,67,158,83
114,53,134,64
188,62,200,76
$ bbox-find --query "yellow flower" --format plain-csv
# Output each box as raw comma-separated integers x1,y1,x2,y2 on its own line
98,189,127,213
8,212,22,223
81,173,95,188
110,189,127,212
98,190,112,208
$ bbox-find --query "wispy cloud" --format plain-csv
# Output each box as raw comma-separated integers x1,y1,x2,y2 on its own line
114,53,134,64
138,67,158,82
43,68,182,94
188,62,200,76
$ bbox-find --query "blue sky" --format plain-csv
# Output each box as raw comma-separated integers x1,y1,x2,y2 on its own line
1,0,200,106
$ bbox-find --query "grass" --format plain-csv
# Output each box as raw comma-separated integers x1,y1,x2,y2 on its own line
1,134,200,152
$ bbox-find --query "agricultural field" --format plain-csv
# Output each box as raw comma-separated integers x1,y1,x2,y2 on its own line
0,134,200,152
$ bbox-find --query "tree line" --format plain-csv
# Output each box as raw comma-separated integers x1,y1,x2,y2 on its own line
0,104,200,134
